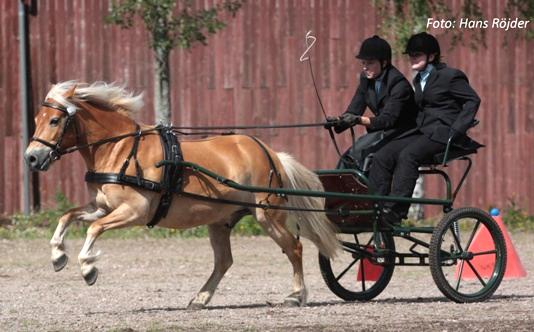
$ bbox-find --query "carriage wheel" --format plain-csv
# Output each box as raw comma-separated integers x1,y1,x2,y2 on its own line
429,207,507,303
319,231,395,301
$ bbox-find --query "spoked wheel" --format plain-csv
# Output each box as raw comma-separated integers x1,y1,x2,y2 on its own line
319,231,395,301
429,207,507,303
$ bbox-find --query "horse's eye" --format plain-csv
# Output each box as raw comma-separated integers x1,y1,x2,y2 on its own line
49,117,60,127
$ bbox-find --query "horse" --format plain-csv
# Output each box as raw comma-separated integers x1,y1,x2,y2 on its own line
24,81,340,308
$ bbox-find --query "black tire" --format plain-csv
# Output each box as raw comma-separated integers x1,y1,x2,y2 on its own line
319,231,395,301
429,207,507,303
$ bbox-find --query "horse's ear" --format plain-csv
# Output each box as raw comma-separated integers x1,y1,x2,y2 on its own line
65,84,77,98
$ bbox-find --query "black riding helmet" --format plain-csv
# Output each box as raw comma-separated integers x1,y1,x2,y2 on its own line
404,32,441,64
356,35,392,66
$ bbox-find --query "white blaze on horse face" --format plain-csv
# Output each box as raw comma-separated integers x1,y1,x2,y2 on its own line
66,105,77,115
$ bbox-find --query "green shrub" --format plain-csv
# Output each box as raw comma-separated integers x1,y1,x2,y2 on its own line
12,193,532,239
2,192,265,239
502,200,534,232
2,192,76,239
232,215,265,236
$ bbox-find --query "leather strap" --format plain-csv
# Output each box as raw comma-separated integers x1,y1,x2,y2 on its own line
247,135,284,189
85,125,184,228
147,126,183,227
85,172,162,192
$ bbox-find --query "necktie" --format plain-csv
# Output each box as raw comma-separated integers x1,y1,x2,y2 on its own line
375,81,381,96
420,71,431,91
414,73,422,93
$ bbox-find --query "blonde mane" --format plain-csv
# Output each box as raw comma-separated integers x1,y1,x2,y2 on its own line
46,81,144,117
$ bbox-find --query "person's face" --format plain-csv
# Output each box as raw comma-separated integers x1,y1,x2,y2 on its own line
409,52,435,71
361,59,382,79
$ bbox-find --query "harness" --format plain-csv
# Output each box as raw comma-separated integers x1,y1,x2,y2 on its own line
31,101,79,162
33,101,184,227
33,101,286,228
85,133,284,227
85,126,184,227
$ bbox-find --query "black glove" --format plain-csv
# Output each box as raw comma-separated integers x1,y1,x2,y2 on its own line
448,128,462,141
339,113,362,126
332,113,362,133
324,116,340,129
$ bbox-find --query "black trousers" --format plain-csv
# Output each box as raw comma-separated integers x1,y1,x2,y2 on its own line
337,131,386,170
368,132,445,218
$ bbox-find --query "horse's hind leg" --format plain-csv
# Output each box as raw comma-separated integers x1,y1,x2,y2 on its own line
255,208,307,307
188,222,233,310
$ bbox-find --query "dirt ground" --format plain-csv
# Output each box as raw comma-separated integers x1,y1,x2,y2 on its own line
1,231,533,331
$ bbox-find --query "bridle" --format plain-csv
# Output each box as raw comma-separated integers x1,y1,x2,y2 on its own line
31,101,79,162
31,100,159,162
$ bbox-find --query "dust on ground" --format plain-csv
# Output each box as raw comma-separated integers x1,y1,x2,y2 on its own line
1,232,533,331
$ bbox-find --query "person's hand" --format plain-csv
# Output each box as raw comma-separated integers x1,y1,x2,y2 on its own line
339,113,362,126
448,128,462,140
324,116,340,129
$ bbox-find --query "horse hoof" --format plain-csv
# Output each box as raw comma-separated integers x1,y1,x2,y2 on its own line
52,254,69,272
282,297,302,307
83,267,99,286
187,302,206,311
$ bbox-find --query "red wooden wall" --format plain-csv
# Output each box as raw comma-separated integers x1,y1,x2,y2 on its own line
1,0,533,215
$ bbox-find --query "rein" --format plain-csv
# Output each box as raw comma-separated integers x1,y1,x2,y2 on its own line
170,122,328,131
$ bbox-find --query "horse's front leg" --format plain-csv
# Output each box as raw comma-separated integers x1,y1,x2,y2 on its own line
78,204,145,285
50,204,106,272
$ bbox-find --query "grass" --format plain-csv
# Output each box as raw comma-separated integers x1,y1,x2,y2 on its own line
0,192,264,240
1,193,532,239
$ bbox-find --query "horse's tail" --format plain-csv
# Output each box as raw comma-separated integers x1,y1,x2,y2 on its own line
277,152,340,258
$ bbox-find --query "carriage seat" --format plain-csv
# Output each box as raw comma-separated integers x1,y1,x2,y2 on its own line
358,120,482,171
423,146,479,166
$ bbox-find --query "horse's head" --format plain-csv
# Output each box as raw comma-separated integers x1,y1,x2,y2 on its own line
24,83,80,171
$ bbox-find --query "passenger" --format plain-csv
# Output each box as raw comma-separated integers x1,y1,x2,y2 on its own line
325,35,417,171
368,32,482,225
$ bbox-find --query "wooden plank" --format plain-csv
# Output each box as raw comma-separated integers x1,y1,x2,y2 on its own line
1,0,534,214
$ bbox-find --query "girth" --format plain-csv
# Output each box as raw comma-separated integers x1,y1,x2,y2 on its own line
85,125,183,228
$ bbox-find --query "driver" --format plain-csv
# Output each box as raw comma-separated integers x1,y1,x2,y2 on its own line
368,32,482,225
325,35,417,170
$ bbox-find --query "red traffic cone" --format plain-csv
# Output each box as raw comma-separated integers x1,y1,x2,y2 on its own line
357,246,384,281
456,210,527,280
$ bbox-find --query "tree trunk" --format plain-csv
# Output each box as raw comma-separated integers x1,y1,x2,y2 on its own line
154,47,171,125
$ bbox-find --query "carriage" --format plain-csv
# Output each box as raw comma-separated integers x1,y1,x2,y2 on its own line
316,139,507,303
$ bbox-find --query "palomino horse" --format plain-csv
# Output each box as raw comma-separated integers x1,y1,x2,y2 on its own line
24,81,339,308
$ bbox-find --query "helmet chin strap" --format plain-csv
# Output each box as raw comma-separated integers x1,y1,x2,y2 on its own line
416,55,430,72
380,60,389,70
422,52,437,70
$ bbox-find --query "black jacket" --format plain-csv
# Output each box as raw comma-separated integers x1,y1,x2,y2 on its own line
338,65,417,136
400,63,482,150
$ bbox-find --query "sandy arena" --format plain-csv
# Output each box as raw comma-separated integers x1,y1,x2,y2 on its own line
1,232,533,331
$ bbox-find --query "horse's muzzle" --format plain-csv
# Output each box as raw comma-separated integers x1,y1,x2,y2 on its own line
24,147,53,171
